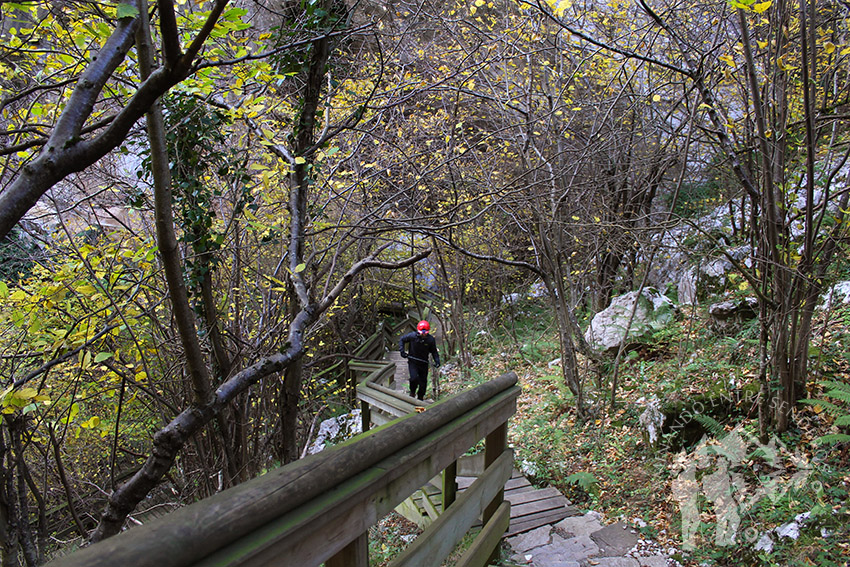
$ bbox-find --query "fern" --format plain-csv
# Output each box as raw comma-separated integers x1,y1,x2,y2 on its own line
565,472,599,494
821,380,850,404
813,434,850,445
800,398,844,417
804,380,850,446
694,413,727,438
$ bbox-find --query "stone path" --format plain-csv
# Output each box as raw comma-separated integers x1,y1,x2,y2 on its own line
506,511,679,567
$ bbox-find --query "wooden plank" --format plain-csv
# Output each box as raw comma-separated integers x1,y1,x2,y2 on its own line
506,507,578,537
504,484,535,496
460,475,533,495
420,491,440,522
483,422,507,567
457,453,485,476
443,462,457,511
51,375,519,567
456,502,511,567
367,364,397,387
505,487,564,506
356,386,416,417
386,451,513,567
360,401,371,433
368,382,425,408
511,498,568,520
349,360,387,371
504,477,531,491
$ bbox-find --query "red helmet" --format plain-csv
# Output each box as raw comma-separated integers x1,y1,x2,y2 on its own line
417,320,430,332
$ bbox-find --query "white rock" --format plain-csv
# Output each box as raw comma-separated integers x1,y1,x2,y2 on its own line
754,533,774,553
775,521,800,540
585,289,676,353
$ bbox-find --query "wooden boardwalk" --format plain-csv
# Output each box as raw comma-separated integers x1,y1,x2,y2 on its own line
387,316,579,537
458,470,580,536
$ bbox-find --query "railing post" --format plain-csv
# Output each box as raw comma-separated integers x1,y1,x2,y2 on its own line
442,460,458,511
483,421,508,564
361,400,371,432
326,532,368,567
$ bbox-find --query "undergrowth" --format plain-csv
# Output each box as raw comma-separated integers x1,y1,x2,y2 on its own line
435,295,850,566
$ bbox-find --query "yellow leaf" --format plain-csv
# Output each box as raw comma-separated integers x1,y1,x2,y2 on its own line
16,388,38,400
757,40,768,49
823,42,836,54
753,1,771,13
652,94,661,102
474,0,485,5
719,54,736,67
294,156,306,164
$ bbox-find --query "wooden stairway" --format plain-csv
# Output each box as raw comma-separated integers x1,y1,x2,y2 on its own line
460,471,581,536
361,314,579,539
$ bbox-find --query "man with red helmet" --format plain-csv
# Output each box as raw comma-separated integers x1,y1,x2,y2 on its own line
399,320,441,400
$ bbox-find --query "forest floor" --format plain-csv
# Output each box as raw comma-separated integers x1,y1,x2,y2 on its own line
426,297,850,567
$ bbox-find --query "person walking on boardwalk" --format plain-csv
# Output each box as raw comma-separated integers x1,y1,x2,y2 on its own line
399,320,441,400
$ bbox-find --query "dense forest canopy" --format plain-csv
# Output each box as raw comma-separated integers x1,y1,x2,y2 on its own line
0,0,848,564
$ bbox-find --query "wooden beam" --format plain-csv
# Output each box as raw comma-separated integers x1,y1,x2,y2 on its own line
360,401,371,433
368,382,425,408
456,502,511,567
386,451,513,567
483,422,507,565
483,423,507,522
443,461,457,511
420,491,440,522
356,388,415,417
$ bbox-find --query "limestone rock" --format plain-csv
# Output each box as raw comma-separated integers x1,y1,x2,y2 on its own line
585,289,676,353
707,297,758,333
590,521,639,556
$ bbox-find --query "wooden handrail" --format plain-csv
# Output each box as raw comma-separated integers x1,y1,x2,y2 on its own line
48,372,519,567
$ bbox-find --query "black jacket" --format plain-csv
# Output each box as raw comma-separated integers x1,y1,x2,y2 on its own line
399,331,440,366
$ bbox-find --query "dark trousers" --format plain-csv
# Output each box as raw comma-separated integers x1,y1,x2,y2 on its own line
408,362,428,400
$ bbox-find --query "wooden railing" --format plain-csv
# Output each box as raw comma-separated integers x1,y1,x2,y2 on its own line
47,372,519,567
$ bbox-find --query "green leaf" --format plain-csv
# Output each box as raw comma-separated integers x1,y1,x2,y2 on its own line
0,281,7,299
94,352,113,363
564,472,598,493
294,263,306,273
116,3,139,18
813,433,850,445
